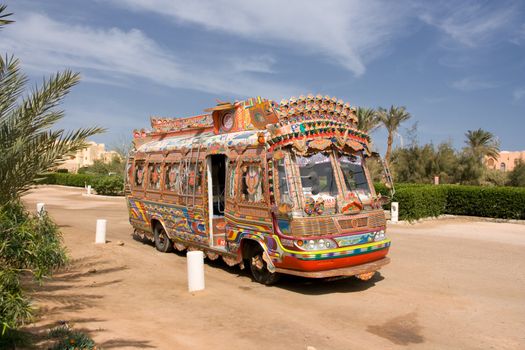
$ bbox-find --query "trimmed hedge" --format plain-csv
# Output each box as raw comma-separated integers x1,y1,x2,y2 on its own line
445,186,525,220
39,173,101,187
374,183,525,221
39,173,124,196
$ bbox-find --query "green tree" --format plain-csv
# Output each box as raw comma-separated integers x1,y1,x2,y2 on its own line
0,5,103,338
464,128,500,161
507,160,525,187
377,105,412,165
459,129,499,185
356,107,379,133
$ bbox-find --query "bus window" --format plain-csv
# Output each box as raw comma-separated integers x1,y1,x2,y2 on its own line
276,157,291,204
165,162,180,193
148,163,161,190
240,163,264,202
134,161,145,187
184,161,203,195
227,162,236,198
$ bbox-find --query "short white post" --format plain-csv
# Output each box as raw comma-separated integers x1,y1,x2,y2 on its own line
36,202,45,217
187,251,205,292
391,202,399,223
95,219,107,244
87,185,92,195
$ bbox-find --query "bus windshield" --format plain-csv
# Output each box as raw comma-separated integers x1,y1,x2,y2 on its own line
337,153,372,202
295,153,337,197
276,150,373,213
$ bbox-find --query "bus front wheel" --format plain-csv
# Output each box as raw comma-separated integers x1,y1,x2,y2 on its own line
249,247,280,285
154,224,173,253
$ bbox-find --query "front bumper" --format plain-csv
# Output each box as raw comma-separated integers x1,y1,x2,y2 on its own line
275,257,390,278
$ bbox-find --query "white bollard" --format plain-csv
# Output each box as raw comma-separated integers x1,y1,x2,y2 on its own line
36,202,45,217
87,185,92,195
391,202,399,223
187,251,205,292
95,219,107,244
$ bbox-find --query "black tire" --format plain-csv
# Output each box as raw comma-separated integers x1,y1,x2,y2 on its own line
249,247,280,285
154,224,173,253
132,229,147,243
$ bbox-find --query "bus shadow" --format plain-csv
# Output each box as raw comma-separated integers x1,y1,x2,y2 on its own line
275,272,385,295
203,255,385,294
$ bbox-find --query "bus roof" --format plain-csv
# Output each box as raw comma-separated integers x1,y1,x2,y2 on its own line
136,129,262,153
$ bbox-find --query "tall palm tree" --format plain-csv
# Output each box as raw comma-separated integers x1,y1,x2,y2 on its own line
377,105,412,164
464,128,500,161
356,107,380,133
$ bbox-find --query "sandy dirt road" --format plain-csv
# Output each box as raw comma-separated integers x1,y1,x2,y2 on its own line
21,186,525,350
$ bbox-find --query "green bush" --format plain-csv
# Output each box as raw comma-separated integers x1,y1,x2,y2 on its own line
39,173,100,187
0,202,67,335
48,325,96,350
374,183,525,220
445,185,525,220
92,176,124,196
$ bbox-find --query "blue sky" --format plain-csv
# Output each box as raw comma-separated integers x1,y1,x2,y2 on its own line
2,0,525,153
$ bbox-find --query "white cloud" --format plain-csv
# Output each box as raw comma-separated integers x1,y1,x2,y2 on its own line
452,77,498,91
108,0,413,76
513,88,525,101
0,12,298,98
420,3,516,47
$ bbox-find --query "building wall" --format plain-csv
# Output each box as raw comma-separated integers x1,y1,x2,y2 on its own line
58,141,120,173
486,151,525,172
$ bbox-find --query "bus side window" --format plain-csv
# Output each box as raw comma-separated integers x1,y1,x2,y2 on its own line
148,163,161,190
134,161,145,188
184,161,203,195
165,162,180,193
240,163,264,203
227,161,236,198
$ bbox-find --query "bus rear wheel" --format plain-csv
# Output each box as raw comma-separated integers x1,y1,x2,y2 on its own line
249,248,280,285
154,224,173,253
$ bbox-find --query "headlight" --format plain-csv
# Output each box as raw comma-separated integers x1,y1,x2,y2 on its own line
295,238,336,251
373,230,386,242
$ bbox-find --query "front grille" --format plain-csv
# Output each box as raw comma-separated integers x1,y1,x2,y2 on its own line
338,217,368,230
290,217,338,236
369,213,386,227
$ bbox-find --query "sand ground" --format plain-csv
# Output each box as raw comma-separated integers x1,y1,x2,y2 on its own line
20,185,525,349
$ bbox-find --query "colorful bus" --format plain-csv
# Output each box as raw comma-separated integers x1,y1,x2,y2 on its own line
126,95,393,284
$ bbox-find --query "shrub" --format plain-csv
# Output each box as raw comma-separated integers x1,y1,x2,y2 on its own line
48,325,96,350
39,173,100,187
92,176,124,196
374,183,525,220
393,185,448,221
0,202,67,335
445,185,525,220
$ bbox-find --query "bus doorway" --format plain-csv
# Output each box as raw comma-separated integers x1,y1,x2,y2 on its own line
207,154,227,249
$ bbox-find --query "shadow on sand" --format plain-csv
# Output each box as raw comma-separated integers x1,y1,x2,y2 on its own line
22,255,155,349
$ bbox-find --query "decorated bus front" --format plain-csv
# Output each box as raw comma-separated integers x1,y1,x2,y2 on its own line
262,95,391,279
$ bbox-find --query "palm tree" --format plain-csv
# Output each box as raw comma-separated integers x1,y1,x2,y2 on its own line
0,5,104,336
464,128,500,161
356,107,380,133
377,105,412,164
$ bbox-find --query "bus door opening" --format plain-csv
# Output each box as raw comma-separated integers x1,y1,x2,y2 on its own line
207,154,227,248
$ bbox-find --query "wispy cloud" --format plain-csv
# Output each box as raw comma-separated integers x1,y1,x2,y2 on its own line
513,88,525,101
420,2,517,47
452,77,498,91
0,12,297,98
108,0,413,76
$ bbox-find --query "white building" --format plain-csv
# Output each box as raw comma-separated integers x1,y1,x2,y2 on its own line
57,141,120,173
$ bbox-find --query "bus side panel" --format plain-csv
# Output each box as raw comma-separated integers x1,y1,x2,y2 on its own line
127,197,210,246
